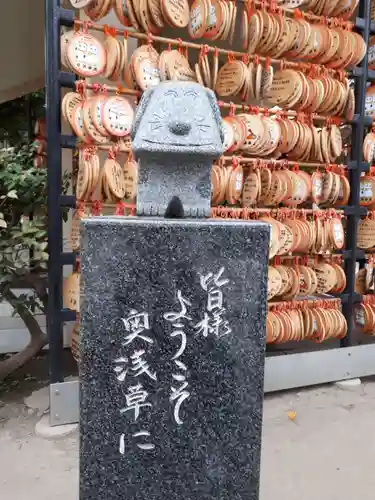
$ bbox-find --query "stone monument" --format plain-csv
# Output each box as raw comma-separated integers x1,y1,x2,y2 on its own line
132,82,224,217
80,81,270,500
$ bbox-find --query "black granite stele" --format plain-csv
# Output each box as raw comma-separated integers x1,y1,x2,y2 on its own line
79,81,269,500
80,217,269,500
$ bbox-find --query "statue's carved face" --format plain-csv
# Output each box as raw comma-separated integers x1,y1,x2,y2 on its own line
132,82,224,156
143,88,213,146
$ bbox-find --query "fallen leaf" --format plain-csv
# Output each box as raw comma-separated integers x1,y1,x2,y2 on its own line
287,411,297,421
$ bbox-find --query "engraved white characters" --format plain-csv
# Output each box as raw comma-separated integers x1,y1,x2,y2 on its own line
170,373,190,426
116,308,157,454
130,350,157,381
164,290,192,426
121,309,153,345
120,383,152,421
113,356,129,382
119,430,155,455
115,269,232,453
195,267,232,339
113,350,157,382
199,266,230,291
163,290,192,323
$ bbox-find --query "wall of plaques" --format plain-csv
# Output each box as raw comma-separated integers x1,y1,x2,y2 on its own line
46,0,375,394
353,2,375,347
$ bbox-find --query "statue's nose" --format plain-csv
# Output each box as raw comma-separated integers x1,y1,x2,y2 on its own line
168,121,191,136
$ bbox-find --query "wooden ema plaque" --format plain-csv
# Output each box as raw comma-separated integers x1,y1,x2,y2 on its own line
266,299,347,344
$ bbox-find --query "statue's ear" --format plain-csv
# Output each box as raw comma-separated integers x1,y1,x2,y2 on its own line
131,87,155,141
205,88,224,144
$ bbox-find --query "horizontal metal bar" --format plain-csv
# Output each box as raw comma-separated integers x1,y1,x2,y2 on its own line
344,206,368,217
368,69,375,81
364,116,373,127
351,66,364,78
346,160,370,172
59,71,76,89
59,7,75,27
360,161,370,173
60,195,76,208
339,293,350,303
339,292,362,304
61,308,76,322
74,17,345,79
338,248,366,260
351,114,373,127
61,135,76,149
61,252,77,266
350,113,361,124
356,249,366,260
347,161,357,170
62,195,366,216
338,249,353,259
354,17,366,30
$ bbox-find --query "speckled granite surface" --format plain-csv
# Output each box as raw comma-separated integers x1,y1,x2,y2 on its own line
131,82,224,218
79,217,269,500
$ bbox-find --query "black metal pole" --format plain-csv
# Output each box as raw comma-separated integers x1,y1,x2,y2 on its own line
45,0,64,382
341,0,370,347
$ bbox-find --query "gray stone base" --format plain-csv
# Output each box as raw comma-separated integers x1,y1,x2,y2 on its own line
334,378,362,391
35,414,78,440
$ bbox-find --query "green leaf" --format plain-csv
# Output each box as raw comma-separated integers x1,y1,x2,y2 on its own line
0,274,13,284
7,190,18,199
26,227,41,234
11,231,23,238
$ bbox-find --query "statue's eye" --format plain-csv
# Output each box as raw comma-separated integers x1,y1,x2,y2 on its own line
195,116,209,131
165,90,179,98
197,125,209,133
184,90,198,98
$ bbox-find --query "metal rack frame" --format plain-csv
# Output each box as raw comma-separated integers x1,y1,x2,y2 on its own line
341,0,372,347
45,0,375,425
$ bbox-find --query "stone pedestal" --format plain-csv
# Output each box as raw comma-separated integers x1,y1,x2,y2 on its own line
79,216,269,500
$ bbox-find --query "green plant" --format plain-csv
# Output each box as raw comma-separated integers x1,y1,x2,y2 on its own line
0,90,72,379
0,142,51,379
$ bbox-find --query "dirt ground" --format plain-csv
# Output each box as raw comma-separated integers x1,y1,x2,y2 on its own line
1,354,375,500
